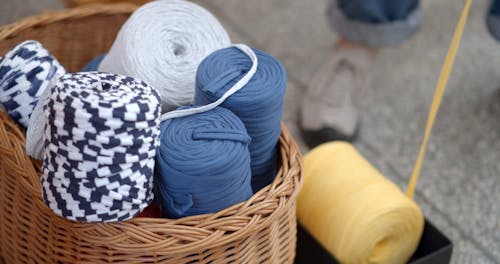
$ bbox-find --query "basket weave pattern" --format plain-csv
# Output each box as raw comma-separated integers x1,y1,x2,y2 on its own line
0,4,303,263
64,0,150,8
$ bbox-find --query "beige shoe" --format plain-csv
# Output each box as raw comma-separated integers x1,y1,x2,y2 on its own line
300,44,372,147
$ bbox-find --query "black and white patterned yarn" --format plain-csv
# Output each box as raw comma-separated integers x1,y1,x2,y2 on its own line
0,40,65,127
42,72,161,222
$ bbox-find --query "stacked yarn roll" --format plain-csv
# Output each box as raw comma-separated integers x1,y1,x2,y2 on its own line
42,72,161,222
195,46,287,192
0,40,65,127
153,44,259,218
155,106,253,218
297,142,424,263
99,0,231,112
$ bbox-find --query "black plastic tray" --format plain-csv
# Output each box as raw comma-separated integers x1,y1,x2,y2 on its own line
295,218,453,264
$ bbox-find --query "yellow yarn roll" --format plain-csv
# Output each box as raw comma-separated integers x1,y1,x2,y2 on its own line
297,142,424,264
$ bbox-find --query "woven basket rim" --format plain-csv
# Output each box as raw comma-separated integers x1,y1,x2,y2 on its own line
0,3,303,254
0,113,302,254
0,3,138,40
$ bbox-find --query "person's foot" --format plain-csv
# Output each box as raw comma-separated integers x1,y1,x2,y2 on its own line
300,39,374,148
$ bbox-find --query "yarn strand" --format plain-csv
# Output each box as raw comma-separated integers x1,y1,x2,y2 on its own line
407,0,471,199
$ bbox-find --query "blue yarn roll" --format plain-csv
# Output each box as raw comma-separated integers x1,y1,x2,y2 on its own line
194,47,287,192
82,54,106,71
155,106,253,218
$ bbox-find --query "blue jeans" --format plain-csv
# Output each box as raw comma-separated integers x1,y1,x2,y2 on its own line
328,0,500,47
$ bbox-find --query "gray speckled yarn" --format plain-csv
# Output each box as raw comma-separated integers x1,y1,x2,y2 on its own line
99,0,231,112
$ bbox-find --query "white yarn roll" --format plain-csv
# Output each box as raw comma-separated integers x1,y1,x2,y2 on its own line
99,0,231,112
26,77,58,160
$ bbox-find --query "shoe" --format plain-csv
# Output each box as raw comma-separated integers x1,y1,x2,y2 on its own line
300,44,372,148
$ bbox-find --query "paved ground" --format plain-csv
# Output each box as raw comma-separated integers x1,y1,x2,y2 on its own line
1,0,499,263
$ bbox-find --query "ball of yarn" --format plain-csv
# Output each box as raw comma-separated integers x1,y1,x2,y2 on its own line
194,46,287,192
297,142,424,263
42,72,161,222
0,40,65,127
155,106,253,218
99,0,231,112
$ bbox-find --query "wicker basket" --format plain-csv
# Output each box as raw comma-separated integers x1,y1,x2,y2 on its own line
0,4,303,263
64,0,150,8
